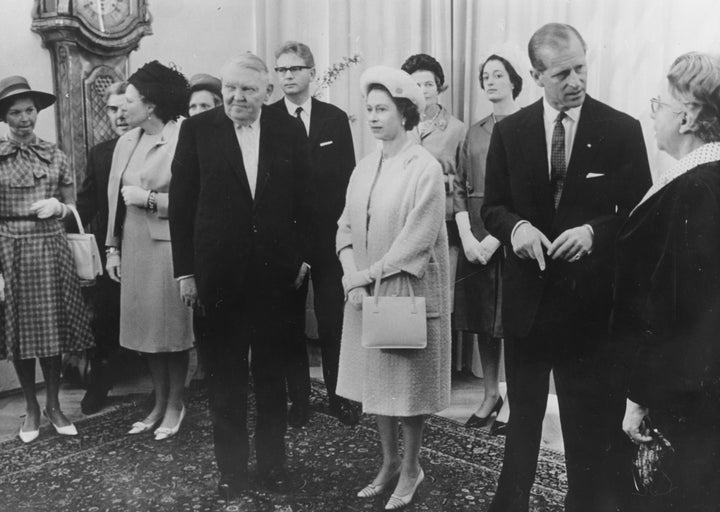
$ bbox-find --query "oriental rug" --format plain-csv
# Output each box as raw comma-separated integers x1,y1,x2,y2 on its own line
0,382,566,511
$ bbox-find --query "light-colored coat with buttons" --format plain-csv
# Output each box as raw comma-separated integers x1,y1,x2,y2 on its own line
335,143,451,416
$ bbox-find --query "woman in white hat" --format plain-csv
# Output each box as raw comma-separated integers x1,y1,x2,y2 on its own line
0,76,93,443
455,51,524,435
335,65,451,509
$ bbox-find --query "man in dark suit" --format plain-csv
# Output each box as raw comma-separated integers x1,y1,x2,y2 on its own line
75,81,128,414
481,24,652,512
270,41,358,427
169,53,311,498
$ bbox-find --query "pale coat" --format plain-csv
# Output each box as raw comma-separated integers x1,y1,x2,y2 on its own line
335,143,451,416
106,119,192,353
106,120,181,247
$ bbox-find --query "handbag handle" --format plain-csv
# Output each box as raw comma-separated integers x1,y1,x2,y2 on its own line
66,204,85,235
371,274,419,313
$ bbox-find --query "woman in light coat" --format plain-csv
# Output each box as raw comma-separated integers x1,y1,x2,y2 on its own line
106,61,193,441
336,66,450,510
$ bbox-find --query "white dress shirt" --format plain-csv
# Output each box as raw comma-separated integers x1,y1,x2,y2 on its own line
283,96,312,135
234,114,262,198
542,98,582,177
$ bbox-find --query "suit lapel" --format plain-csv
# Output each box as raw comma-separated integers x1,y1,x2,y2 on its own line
520,100,555,226
556,96,604,222
213,109,252,199
255,106,273,206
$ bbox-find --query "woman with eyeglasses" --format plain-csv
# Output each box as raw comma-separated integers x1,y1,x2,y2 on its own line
613,52,720,511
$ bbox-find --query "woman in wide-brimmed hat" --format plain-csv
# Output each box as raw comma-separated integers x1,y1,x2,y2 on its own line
0,75,94,443
105,61,192,441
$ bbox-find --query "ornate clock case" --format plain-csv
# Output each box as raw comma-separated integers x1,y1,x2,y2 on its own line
31,0,152,185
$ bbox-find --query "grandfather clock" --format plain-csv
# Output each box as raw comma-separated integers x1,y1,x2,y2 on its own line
31,0,152,185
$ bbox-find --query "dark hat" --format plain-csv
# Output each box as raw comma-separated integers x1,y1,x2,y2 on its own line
189,73,222,97
128,61,189,122
0,76,55,116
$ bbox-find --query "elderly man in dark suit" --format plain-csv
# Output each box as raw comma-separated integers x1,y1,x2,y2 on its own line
270,41,358,428
169,53,311,498
481,23,652,512
75,81,128,414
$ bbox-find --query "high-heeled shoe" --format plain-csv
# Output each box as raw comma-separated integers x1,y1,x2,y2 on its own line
128,418,160,435
385,468,424,510
357,466,401,498
464,396,503,428
18,427,40,443
43,409,78,436
154,406,185,441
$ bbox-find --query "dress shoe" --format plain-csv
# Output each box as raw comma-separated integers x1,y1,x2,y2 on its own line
287,402,309,428
18,427,40,444
464,397,503,429
154,406,185,441
44,409,78,436
81,382,111,415
258,466,292,493
357,466,401,498
128,418,159,435
329,398,360,426
217,474,249,500
385,468,424,510
490,419,507,436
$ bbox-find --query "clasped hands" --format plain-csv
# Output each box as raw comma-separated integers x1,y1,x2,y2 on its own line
462,234,501,265
512,222,593,271
121,185,150,208
342,268,373,310
30,198,65,219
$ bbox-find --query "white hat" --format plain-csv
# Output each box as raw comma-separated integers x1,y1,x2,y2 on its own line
360,65,425,112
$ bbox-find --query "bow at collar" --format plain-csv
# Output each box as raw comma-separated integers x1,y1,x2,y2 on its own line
0,137,55,164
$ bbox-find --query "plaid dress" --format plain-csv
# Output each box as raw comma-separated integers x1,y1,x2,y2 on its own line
0,137,93,360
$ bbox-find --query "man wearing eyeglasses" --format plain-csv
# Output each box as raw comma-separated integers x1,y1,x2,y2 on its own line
270,41,359,428
74,81,129,414
482,23,652,512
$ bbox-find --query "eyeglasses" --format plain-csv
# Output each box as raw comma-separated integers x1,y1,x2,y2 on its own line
650,97,684,115
274,66,311,75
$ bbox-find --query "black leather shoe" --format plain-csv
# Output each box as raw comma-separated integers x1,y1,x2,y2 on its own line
258,466,292,493
287,403,309,428
329,398,360,426
464,397,503,429
217,474,249,500
490,420,507,436
81,382,111,415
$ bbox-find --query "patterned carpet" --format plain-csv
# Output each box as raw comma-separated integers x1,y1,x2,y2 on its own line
0,382,566,511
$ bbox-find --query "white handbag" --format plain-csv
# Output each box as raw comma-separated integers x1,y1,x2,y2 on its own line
361,275,427,349
65,205,103,284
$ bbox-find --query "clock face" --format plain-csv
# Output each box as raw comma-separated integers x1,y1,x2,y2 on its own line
77,0,135,33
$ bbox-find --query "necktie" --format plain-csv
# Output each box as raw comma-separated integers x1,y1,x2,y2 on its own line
550,112,567,209
294,106,308,135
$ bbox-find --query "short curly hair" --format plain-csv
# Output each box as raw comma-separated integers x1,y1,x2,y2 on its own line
479,55,523,100
367,83,420,131
401,53,447,93
128,61,189,123
667,52,720,143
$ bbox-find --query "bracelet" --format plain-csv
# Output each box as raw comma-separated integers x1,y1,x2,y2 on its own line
147,190,158,212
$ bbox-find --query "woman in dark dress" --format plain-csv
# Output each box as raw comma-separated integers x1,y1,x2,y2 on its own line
616,52,720,512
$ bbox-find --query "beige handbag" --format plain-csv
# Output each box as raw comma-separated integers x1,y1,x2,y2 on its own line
66,205,103,284
361,275,427,349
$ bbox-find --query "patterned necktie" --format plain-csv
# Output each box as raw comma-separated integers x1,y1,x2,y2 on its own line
550,111,567,209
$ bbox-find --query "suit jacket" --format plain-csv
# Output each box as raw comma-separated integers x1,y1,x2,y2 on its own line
612,161,720,414
169,105,311,309
269,97,355,265
73,137,117,252
106,121,181,247
481,96,651,338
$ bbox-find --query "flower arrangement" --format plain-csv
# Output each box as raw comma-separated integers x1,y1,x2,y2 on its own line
312,53,363,99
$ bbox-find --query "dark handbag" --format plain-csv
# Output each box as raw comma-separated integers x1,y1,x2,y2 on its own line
632,416,676,496
361,275,427,349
